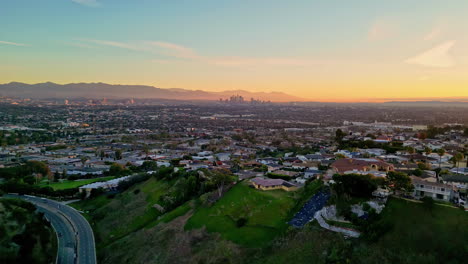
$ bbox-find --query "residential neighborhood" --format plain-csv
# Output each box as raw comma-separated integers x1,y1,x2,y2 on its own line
1,101,467,264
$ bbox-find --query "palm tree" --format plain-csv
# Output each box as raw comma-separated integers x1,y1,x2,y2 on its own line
436,148,446,182
437,148,446,168
424,146,432,156
454,152,464,174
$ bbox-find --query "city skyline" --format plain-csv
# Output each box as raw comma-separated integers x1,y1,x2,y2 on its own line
2,0,468,101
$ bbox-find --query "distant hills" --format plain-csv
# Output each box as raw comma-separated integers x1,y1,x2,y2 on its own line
0,82,305,102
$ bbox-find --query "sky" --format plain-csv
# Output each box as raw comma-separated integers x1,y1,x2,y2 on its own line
1,0,468,101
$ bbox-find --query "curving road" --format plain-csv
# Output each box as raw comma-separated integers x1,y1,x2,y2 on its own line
6,194,96,264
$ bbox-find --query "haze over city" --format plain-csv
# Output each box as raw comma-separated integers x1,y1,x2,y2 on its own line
2,0,468,101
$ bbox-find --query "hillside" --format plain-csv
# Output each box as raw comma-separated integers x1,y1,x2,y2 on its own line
0,82,304,102
71,177,468,264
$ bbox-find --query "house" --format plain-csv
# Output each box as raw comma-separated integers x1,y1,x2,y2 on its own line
215,153,231,161
269,170,300,178
79,175,132,196
267,164,283,172
449,167,468,176
331,158,394,174
257,157,280,165
304,168,322,179
361,148,386,156
441,174,468,192
374,135,392,143
235,170,263,180
410,176,454,202
250,177,298,191
291,162,319,170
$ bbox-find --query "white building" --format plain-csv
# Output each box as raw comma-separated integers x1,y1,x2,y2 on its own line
411,176,454,202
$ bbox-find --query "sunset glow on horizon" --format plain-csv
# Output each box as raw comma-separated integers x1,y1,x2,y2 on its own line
2,0,468,102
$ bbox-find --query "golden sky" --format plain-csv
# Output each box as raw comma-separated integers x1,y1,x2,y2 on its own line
1,1,468,102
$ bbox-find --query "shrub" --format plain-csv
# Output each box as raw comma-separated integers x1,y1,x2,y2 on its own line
236,217,248,227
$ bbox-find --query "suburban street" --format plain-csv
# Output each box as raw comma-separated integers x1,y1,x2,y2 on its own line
6,194,96,264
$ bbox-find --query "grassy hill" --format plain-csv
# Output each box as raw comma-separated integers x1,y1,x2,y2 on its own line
70,176,468,264
185,181,297,247
359,197,468,263
0,198,57,264
252,197,468,264
70,177,176,247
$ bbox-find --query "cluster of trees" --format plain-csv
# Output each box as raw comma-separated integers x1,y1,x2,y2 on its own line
332,171,413,199
425,125,466,138
0,130,56,146
0,199,56,263
0,181,78,198
44,144,67,151
0,161,50,181
153,167,235,212
331,171,413,240
332,173,383,198
117,173,151,192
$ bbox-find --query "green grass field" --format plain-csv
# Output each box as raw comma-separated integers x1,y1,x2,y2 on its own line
39,176,115,190
185,181,297,247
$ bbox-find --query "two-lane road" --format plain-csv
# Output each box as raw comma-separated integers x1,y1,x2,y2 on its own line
6,194,96,264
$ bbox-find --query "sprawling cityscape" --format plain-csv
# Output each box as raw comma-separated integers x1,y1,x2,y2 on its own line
1,1,468,264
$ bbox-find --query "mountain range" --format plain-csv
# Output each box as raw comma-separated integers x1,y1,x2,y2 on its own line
0,82,305,102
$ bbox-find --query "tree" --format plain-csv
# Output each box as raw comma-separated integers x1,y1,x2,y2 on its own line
100,150,105,160
454,152,464,174
80,156,88,167
53,171,60,182
109,163,125,176
141,160,157,171
143,144,150,158
115,149,123,160
406,146,416,155
418,132,427,140
387,171,413,194
424,147,432,156
210,170,235,198
437,148,446,174
335,153,346,159
332,173,379,198
335,129,346,143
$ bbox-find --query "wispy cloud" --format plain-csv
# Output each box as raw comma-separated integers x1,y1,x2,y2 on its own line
146,41,200,59
71,0,100,7
76,38,320,67
0,40,28,47
78,39,143,51
405,40,456,68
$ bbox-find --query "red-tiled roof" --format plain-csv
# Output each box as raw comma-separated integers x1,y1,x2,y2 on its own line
331,158,393,173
